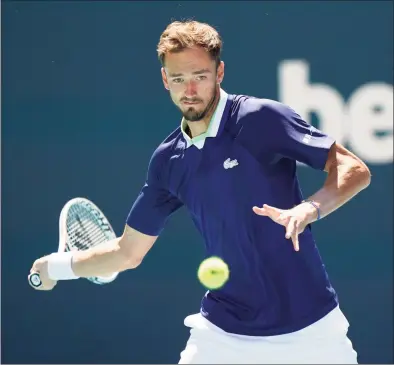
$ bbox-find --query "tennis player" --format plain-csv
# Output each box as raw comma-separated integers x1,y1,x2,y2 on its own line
30,20,371,364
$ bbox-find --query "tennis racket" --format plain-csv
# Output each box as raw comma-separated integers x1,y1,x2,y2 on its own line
28,197,119,288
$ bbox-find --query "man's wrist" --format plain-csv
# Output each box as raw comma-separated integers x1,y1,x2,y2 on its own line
47,252,80,280
301,200,321,222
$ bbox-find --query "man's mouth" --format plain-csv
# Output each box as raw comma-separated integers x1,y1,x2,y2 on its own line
182,100,200,105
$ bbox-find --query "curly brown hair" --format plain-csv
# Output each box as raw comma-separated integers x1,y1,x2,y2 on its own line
157,20,223,67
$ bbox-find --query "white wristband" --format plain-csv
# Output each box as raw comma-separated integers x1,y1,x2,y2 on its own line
47,252,80,280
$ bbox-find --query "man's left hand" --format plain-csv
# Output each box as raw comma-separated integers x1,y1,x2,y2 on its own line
252,203,318,251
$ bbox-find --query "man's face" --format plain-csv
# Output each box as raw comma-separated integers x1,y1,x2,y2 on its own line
161,47,224,122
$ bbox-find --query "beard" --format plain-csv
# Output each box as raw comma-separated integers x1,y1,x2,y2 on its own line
179,87,218,122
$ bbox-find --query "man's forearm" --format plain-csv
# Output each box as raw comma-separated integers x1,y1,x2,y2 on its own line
44,226,154,282
71,237,137,278
305,157,371,222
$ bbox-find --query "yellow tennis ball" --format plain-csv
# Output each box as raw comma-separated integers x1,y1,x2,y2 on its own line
197,256,229,290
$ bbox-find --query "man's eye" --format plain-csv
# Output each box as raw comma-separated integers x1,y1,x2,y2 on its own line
196,76,207,81
173,78,183,84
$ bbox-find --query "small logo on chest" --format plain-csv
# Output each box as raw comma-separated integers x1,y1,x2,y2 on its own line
223,158,239,169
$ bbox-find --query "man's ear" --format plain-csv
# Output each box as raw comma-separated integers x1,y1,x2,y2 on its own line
217,61,225,84
161,68,169,90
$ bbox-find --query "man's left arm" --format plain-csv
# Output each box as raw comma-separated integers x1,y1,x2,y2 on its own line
252,100,371,250
303,141,371,222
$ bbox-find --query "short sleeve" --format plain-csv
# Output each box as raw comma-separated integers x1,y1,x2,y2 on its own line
256,100,335,170
126,147,183,236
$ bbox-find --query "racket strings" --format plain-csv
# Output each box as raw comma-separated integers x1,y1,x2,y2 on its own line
65,204,113,251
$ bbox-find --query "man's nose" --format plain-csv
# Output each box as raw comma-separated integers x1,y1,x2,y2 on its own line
184,80,197,97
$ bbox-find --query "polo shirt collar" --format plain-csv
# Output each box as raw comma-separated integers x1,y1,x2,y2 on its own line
181,88,229,149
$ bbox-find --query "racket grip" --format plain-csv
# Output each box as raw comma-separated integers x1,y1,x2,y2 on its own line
28,272,42,288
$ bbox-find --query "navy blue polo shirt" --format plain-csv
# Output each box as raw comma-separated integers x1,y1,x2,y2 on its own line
126,89,338,336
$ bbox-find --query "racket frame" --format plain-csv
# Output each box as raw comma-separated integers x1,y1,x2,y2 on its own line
28,197,119,288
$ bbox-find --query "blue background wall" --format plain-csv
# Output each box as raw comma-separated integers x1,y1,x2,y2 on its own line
2,1,393,363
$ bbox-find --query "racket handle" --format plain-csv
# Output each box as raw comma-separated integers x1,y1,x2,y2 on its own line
28,272,42,288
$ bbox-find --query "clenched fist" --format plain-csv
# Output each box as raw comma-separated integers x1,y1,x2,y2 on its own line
29,255,57,291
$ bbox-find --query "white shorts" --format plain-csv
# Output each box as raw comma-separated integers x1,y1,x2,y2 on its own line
179,305,358,364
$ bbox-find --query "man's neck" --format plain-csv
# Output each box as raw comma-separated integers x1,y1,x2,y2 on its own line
186,119,211,139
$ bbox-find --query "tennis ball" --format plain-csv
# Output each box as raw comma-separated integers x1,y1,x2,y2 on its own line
197,256,229,290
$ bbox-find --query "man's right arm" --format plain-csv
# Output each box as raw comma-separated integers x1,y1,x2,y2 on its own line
72,143,183,278
30,144,183,287
71,224,159,278
72,144,183,278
